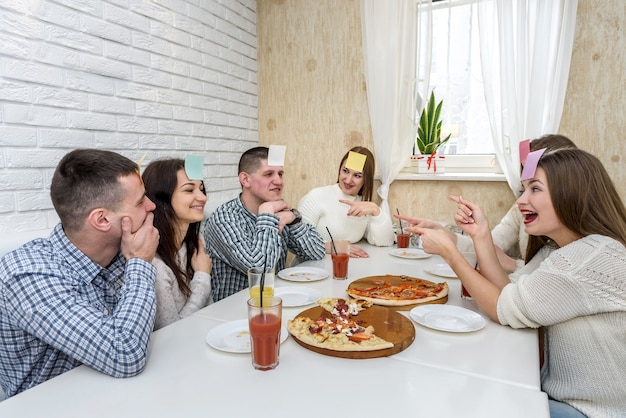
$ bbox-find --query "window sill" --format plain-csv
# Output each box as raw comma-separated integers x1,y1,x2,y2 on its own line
392,171,507,182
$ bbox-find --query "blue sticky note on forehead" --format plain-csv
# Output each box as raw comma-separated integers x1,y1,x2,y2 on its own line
184,155,204,180
520,149,546,181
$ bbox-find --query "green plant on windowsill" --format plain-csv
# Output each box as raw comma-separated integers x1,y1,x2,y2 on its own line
416,91,451,156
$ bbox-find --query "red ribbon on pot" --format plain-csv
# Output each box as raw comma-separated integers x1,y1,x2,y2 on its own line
427,151,438,172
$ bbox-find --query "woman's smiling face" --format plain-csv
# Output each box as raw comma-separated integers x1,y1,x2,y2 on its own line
517,167,564,241
171,169,207,226
337,165,364,196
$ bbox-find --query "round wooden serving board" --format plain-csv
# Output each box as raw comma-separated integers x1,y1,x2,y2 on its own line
289,305,415,359
346,275,448,311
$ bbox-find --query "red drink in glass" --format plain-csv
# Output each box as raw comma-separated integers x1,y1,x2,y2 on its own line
332,252,349,279
396,233,410,248
247,296,282,371
249,313,281,370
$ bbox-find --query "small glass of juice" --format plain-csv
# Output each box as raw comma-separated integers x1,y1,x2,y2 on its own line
331,239,350,280
248,267,275,298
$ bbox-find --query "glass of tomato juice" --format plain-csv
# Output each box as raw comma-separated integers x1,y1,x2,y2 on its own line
331,239,350,280
247,296,282,371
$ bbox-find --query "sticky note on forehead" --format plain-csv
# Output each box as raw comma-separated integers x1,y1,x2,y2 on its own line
267,145,286,166
184,155,204,180
520,148,546,181
345,151,367,172
136,152,147,172
519,139,530,164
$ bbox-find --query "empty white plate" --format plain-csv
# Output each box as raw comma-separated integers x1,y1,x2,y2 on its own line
205,319,289,353
274,286,321,307
388,248,432,259
425,263,457,278
409,305,486,333
277,267,329,282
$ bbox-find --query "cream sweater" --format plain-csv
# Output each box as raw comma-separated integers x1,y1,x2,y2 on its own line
297,184,394,246
497,235,626,418
456,204,527,270
152,245,212,330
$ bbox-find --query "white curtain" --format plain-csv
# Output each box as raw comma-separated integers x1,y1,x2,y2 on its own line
360,0,432,216
477,0,578,192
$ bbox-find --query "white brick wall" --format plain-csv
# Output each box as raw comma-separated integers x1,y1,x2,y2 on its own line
0,0,257,232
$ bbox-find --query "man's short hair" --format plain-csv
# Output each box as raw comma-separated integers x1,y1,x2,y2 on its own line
238,146,269,175
50,149,140,233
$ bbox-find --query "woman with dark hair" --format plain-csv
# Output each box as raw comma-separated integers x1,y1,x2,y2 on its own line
142,159,212,330
410,148,626,418
297,146,394,258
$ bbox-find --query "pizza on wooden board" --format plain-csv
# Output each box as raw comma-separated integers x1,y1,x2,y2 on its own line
346,275,448,307
287,298,394,352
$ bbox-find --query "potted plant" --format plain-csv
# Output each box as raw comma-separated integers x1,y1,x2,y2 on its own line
410,91,451,173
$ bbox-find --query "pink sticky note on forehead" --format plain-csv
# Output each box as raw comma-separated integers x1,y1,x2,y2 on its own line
520,148,546,181
345,151,367,172
519,139,530,164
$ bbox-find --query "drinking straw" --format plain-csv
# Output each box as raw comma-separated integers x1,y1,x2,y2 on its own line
396,208,404,234
325,227,338,255
259,254,268,308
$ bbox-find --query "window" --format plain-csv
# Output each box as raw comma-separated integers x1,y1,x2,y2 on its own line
410,0,501,177
429,0,493,155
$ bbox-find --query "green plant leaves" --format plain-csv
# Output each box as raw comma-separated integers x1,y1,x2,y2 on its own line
416,91,451,155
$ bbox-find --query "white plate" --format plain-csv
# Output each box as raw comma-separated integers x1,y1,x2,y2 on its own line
425,263,457,278
277,267,329,282
274,286,322,307
409,305,486,333
388,248,432,259
205,319,289,353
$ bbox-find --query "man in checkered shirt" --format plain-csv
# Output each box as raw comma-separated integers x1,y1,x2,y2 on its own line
204,147,325,301
0,149,160,398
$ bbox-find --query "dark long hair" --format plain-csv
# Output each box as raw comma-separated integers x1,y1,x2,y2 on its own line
524,149,626,262
336,146,376,201
142,159,205,297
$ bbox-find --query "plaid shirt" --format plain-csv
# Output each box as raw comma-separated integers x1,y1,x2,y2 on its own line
0,224,157,398
204,196,325,301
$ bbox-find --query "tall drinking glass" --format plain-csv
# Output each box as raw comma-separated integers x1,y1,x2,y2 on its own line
247,296,282,371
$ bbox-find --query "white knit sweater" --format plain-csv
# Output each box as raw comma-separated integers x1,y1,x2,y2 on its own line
497,235,626,417
152,245,212,330
297,184,394,246
456,204,527,270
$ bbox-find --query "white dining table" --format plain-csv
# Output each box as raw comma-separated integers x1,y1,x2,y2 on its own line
0,243,549,418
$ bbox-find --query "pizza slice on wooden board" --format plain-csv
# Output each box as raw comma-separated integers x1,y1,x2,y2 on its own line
346,275,448,308
287,298,393,352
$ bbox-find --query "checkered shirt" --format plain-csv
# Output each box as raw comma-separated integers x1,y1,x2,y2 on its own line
204,196,325,301
0,224,157,397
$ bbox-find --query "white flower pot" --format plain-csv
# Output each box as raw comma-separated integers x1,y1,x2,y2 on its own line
409,155,446,174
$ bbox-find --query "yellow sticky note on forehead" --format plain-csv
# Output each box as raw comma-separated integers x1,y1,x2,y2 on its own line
345,151,367,172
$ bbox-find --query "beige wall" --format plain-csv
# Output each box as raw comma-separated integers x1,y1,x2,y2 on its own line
258,0,626,226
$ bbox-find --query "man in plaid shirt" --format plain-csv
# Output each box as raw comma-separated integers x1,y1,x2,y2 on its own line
204,147,325,301
0,149,160,398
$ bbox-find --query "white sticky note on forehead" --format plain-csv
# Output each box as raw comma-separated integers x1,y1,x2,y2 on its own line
267,145,286,166
345,151,367,172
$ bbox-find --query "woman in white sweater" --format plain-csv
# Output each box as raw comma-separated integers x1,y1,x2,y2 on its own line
298,146,394,258
143,159,212,330
410,149,626,418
